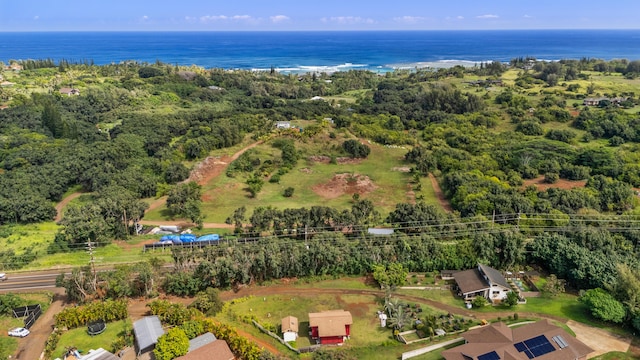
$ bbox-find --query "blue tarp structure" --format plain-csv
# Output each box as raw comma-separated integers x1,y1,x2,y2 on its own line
197,234,220,242
159,235,179,243
180,234,197,243
133,316,164,355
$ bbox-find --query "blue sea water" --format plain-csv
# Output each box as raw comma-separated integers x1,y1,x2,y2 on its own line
1,30,640,73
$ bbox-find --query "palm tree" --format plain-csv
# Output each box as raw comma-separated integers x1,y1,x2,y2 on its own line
387,305,412,332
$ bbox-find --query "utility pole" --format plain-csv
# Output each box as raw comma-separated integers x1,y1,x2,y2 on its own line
86,239,97,292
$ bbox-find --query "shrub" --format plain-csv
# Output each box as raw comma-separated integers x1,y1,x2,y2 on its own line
472,296,487,308
342,139,370,158
544,172,559,184
283,187,295,197
154,328,189,360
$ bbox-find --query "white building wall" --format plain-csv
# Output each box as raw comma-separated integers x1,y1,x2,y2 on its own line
283,331,297,342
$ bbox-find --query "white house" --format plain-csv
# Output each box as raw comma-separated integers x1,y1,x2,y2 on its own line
275,121,291,129
452,264,512,303
281,316,298,342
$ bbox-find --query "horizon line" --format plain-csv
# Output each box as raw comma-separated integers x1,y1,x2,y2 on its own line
1,28,640,33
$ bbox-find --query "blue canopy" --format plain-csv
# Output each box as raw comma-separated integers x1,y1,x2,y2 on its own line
197,234,220,242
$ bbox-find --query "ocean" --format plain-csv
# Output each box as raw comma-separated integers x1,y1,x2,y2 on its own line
1,30,640,73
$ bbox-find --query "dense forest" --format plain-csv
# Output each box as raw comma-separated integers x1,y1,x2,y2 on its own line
3,57,640,331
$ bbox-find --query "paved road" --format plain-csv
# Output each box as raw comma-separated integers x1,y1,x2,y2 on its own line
0,272,62,293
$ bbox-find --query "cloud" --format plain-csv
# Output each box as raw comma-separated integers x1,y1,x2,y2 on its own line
33,15,39,20
457,16,464,20
270,15,290,23
394,16,427,24
523,14,534,18
476,14,499,19
199,15,255,23
321,16,375,25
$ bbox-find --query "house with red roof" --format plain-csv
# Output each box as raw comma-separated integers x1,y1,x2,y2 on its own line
309,310,352,345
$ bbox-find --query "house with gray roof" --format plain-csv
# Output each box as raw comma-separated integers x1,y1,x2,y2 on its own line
452,264,512,303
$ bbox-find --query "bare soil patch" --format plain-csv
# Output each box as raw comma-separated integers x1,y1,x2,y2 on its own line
566,320,631,358
392,166,412,172
308,155,363,165
312,173,377,199
522,176,587,191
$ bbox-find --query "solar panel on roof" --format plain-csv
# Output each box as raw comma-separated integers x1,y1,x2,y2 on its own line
514,335,556,358
552,335,569,349
514,342,527,352
478,351,501,360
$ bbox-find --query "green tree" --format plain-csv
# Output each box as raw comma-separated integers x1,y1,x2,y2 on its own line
283,187,295,197
342,139,371,158
541,274,565,298
472,296,487,308
505,291,519,307
372,263,408,289
42,101,64,138
579,288,626,323
154,327,189,360
189,288,224,316
167,182,202,226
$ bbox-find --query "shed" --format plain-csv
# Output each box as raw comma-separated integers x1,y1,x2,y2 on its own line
281,316,299,342
133,316,164,355
367,228,394,236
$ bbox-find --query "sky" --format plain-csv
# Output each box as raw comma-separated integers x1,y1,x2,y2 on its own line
1,0,639,32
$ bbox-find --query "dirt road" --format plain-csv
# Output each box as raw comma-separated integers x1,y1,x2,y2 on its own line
566,320,631,358
14,289,66,360
428,173,453,212
54,192,84,222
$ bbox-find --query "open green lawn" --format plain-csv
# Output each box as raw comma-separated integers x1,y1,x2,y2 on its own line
190,135,436,223
218,290,456,358
0,221,171,271
52,319,130,359
0,223,59,255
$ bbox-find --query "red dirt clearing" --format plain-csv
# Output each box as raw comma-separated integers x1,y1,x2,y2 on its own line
522,176,587,191
189,141,263,186
312,173,377,199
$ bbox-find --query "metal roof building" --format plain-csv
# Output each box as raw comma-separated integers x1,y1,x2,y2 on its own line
133,316,165,355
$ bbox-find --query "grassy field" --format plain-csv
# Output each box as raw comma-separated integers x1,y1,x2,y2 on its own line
192,131,435,223
52,319,130,359
0,221,172,271
219,290,471,360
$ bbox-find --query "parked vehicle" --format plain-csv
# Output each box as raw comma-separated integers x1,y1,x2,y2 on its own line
8,327,30,337
0,273,6,281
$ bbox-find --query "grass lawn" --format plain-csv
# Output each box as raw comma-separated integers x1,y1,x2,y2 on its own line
221,293,390,349
0,222,59,255
593,352,639,360
195,135,434,223
52,319,130,359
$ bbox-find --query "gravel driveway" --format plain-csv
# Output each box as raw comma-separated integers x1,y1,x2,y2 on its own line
566,320,631,358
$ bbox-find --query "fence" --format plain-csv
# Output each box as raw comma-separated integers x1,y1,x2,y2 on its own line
252,320,320,354
12,304,42,329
